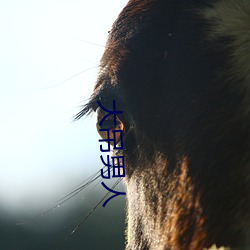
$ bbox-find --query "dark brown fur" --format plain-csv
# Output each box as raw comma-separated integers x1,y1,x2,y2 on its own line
78,0,250,249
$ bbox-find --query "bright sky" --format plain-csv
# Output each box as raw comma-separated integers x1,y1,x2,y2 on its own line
0,0,128,212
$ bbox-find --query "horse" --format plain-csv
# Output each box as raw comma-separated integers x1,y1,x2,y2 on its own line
77,0,250,249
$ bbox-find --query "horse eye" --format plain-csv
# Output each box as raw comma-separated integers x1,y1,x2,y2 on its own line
96,107,124,146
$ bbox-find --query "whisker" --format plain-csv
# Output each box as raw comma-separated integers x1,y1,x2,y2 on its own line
75,39,106,48
32,66,98,91
16,166,111,225
75,38,127,66
53,167,113,206
78,57,100,66
56,178,123,250
61,177,105,230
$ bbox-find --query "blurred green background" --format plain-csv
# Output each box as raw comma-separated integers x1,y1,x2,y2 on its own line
0,184,126,250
